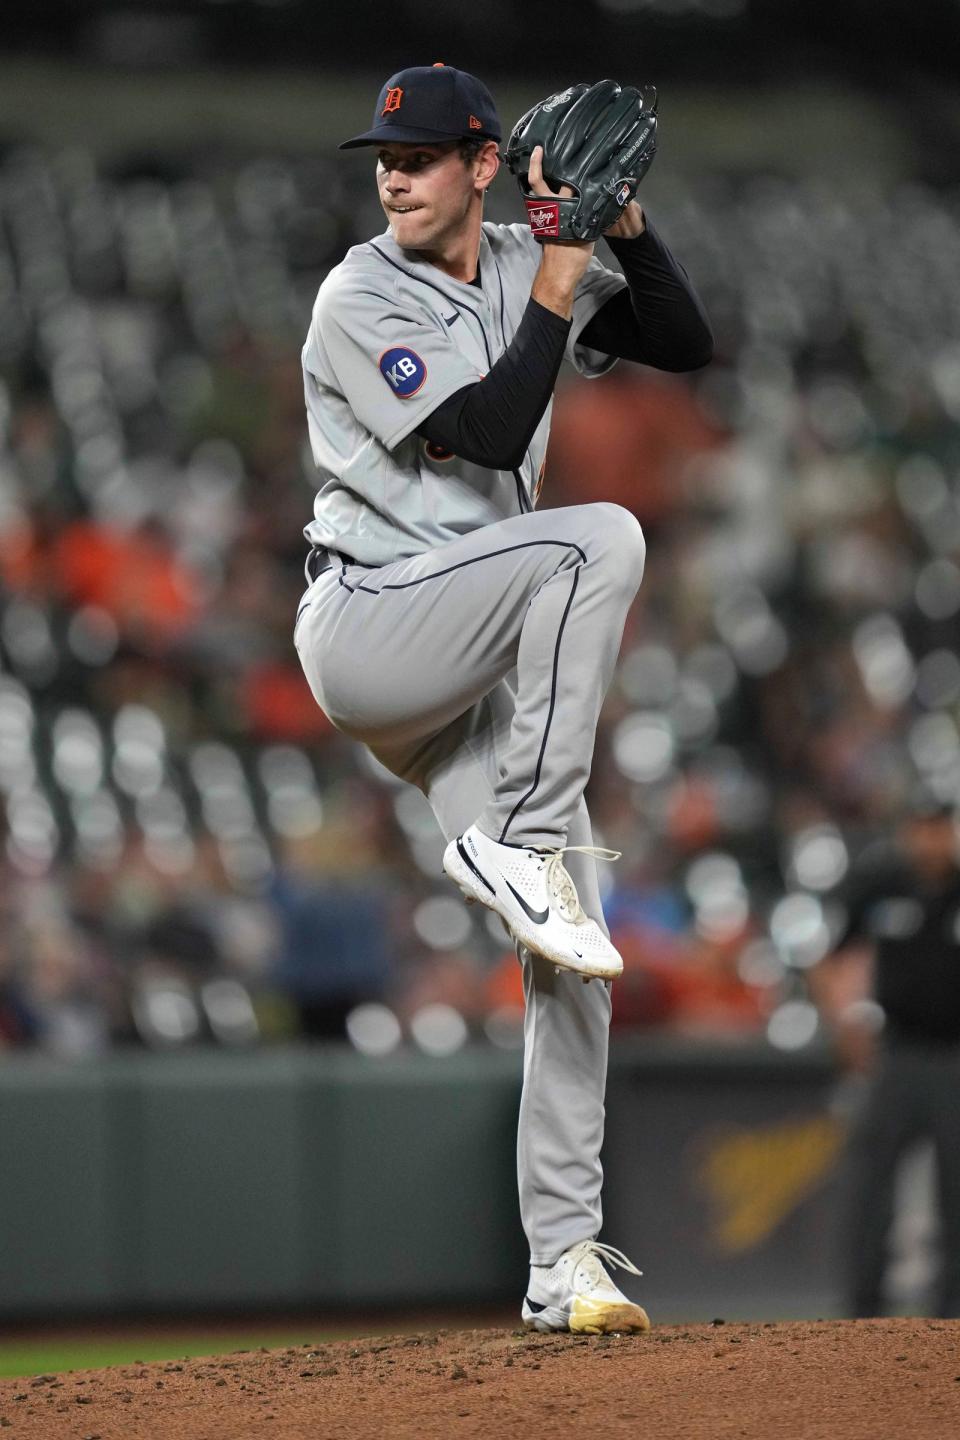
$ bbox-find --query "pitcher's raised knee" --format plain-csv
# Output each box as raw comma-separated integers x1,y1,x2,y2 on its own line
583,503,646,589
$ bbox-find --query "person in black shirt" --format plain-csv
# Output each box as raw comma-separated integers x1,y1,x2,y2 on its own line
818,800,960,1317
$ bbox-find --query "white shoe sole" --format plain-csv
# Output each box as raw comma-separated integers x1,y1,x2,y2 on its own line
442,836,622,981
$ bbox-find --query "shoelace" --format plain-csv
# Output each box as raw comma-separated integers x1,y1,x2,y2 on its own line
537,845,622,925
568,1239,644,1284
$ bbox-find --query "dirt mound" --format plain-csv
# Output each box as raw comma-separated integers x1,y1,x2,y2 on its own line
1,1318,958,1439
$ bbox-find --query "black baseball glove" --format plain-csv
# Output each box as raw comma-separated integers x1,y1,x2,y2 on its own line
504,80,658,242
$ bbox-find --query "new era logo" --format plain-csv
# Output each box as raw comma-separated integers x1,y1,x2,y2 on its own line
526,198,560,237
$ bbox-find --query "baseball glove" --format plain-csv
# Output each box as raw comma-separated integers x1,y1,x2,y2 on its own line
504,80,658,242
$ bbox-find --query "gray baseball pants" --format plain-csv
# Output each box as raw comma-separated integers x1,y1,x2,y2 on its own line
294,501,646,1263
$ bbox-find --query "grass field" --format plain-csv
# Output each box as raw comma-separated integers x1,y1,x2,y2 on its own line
0,1307,513,1379
0,1331,341,1378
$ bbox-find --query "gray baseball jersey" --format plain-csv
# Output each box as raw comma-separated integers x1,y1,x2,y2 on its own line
301,221,627,565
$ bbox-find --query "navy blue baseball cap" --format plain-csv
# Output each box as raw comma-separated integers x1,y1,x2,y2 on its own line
339,64,501,150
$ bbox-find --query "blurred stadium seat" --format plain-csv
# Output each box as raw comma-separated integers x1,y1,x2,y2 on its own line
0,117,959,1059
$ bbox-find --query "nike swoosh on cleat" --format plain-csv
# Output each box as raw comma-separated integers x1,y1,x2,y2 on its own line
505,879,549,925
457,838,495,895
524,1297,547,1313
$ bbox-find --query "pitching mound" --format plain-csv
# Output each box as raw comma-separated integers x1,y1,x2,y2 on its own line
1,1318,958,1438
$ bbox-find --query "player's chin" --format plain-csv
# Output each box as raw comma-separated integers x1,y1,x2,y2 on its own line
388,210,432,245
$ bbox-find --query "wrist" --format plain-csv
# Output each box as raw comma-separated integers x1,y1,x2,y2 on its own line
532,272,575,320
532,246,589,319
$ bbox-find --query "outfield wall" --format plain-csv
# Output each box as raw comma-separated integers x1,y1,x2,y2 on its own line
0,1041,848,1322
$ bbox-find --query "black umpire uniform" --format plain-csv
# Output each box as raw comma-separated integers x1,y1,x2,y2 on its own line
835,806,960,1318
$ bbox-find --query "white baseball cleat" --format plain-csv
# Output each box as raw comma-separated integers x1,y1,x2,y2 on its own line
521,1239,651,1335
442,824,623,981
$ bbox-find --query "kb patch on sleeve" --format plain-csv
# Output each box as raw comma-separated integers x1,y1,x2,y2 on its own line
379,346,427,398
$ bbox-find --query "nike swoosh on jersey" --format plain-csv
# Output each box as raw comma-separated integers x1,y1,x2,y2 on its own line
443,311,460,326
505,879,549,925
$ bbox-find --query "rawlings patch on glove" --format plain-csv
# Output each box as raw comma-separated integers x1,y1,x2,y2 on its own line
505,80,658,242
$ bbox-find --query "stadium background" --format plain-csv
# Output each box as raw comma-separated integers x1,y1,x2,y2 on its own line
1,0,959,1351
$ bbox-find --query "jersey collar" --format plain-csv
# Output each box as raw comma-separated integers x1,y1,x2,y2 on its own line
374,227,494,298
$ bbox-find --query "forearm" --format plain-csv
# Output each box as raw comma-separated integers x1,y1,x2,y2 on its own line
580,221,713,370
416,296,570,470
531,242,589,320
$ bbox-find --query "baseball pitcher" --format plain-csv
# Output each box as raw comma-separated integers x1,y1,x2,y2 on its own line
295,63,712,1332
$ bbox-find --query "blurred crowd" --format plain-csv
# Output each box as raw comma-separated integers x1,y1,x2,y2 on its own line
1,140,959,1058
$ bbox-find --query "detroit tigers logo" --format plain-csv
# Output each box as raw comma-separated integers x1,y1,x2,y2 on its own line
381,87,404,115
379,346,427,398
525,198,560,237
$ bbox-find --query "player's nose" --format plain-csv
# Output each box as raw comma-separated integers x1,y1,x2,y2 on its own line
381,168,410,193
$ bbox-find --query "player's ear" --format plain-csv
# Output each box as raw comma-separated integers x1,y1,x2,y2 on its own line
475,140,500,193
